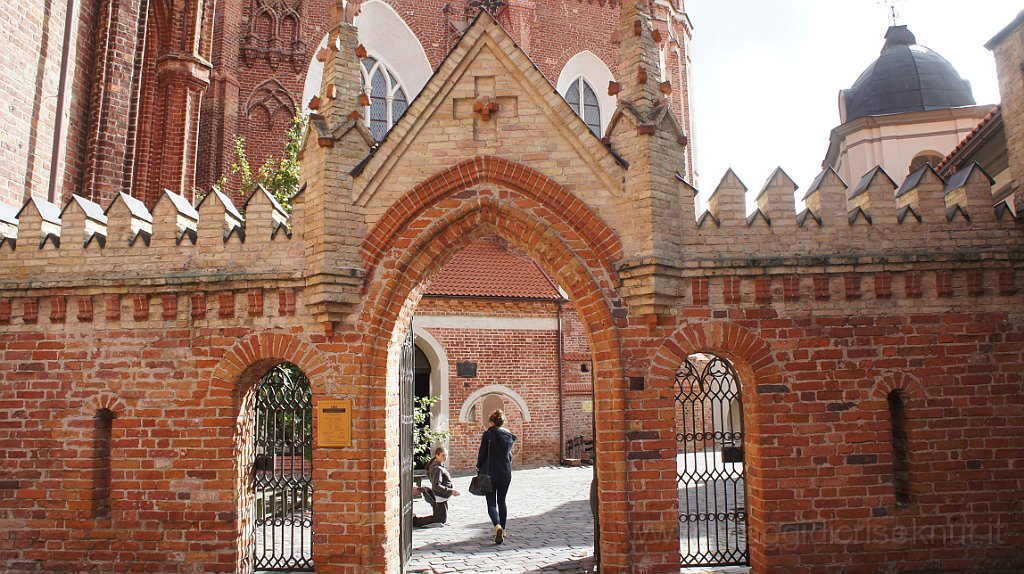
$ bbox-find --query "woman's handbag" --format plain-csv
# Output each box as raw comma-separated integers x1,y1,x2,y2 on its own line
469,431,494,496
469,472,493,496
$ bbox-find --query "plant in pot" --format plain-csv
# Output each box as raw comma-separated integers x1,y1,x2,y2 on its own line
413,396,450,494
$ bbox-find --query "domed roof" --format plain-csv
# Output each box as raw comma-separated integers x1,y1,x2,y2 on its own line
841,25,975,123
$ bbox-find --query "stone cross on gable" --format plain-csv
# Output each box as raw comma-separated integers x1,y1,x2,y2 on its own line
473,97,499,122
454,76,518,141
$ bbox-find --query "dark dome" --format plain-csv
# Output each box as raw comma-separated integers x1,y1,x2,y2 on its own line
841,25,975,123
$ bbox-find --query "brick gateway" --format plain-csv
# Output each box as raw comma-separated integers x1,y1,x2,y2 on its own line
1,5,1023,574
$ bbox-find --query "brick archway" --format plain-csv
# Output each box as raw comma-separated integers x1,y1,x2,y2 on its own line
358,179,630,573
209,331,332,398
361,155,624,289
649,321,785,574
207,332,332,574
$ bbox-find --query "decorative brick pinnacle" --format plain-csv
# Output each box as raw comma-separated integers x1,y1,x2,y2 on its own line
355,44,368,59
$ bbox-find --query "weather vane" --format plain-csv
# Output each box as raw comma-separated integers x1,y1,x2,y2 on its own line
878,0,904,26
469,0,506,17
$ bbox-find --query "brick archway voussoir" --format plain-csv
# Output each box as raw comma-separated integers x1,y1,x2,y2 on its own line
210,331,331,396
362,156,623,282
650,321,781,384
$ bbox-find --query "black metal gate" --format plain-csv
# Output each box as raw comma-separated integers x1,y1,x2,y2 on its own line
675,354,748,567
253,364,314,571
399,326,416,569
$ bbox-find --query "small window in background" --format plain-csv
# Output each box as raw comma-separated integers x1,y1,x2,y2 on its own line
909,152,944,174
565,77,601,137
361,56,410,141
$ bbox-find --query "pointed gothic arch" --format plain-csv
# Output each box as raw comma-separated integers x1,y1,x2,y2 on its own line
301,0,431,114
356,173,631,571
557,51,616,136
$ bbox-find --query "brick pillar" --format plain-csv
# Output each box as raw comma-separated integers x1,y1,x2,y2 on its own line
81,0,146,204
196,0,244,192
146,56,211,204
985,18,1024,213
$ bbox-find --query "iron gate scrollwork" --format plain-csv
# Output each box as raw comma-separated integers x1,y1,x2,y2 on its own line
399,325,416,569
676,354,749,567
253,364,314,571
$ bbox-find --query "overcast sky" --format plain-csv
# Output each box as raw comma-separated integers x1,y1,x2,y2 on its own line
685,1,1022,206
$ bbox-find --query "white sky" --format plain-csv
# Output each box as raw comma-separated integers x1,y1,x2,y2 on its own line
686,0,1022,207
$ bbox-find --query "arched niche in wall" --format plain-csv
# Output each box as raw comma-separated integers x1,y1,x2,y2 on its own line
413,326,450,436
301,0,431,115
556,50,616,137
458,385,532,425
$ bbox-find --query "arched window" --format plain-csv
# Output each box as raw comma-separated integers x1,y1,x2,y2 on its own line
361,56,409,141
565,77,601,136
909,152,944,173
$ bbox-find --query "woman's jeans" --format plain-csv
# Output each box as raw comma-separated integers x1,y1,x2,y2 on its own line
485,476,511,528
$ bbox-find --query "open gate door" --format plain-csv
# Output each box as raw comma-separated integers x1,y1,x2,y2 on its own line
399,325,415,569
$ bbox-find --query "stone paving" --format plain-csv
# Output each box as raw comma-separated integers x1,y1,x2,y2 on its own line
406,466,596,573
405,464,752,574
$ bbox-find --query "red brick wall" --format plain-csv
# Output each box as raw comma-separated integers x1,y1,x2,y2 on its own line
417,296,566,471
0,0,74,206
196,0,695,195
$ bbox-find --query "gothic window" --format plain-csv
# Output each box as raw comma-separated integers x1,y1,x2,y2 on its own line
361,56,409,141
565,77,601,136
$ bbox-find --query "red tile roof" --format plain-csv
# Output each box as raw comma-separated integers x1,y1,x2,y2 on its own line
937,105,1000,171
425,237,563,299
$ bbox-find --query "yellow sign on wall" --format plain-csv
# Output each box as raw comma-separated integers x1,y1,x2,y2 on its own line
318,399,352,447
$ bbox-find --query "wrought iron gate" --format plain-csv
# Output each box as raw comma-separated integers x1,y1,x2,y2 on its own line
253,364,314,571
675,355,749,567
399,326,416,569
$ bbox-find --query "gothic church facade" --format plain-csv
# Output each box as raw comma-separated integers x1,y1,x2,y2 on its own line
0,2,1022,574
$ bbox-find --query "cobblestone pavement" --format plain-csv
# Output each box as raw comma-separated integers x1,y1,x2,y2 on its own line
678,451,748,565
405,465,752,574
406,466,595,573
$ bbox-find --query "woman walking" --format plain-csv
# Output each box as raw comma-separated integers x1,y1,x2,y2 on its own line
413,446,460,527
477,409,517,544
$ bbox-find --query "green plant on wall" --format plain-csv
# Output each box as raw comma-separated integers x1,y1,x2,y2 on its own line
413,396,450,467
200,108,308,209
230,109,308,210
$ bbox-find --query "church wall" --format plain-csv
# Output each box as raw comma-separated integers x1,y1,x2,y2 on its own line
200,0,693,197
416,296,566,472
0,0,78,208
836,107,995,186
990,15,1024,213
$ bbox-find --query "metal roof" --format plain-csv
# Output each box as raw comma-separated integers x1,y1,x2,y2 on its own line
842,26,975,123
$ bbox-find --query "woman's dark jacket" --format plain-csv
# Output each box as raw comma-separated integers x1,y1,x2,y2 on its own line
427,459,454,499
476,426,517,481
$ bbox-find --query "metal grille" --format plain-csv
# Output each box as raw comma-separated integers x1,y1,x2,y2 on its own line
676,355,749,567
399,326,416,568
253,364,314,571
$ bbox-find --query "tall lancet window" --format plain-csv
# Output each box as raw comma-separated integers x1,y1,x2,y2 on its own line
565,77,601,136
361,56,409,141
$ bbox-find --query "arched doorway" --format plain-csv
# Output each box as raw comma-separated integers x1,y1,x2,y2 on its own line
370,234,615,572
675,353,748,567
248,362,314,571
